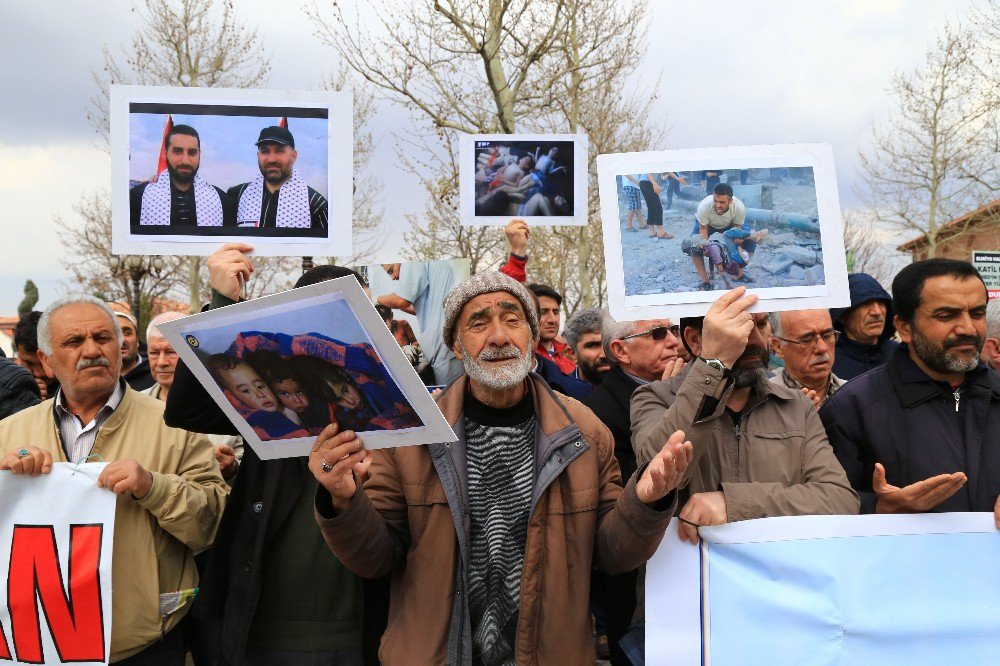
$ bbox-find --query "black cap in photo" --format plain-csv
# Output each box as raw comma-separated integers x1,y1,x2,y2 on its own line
255,126,295,148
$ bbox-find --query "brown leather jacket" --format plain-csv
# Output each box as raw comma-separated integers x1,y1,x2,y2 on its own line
315,373,675,665
631,359,859,521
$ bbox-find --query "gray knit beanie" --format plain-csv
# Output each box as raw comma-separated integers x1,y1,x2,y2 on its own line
442,271,539,349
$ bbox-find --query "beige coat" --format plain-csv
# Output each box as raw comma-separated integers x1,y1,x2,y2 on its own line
0,386,228,662
631,359,859,520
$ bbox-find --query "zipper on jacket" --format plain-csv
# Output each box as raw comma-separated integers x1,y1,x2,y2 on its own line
954,388,962,413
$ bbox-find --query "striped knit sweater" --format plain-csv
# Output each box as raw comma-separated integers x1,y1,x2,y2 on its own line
463,392,536,666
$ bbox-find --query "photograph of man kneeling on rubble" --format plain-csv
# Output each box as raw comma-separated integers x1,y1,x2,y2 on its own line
616,166,826,295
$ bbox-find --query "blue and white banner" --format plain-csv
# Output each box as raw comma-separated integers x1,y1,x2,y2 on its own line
647,514,1000,665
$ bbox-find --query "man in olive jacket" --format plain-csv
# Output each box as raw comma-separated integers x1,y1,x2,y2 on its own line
631,287,859,544
0,295,226,664
310,272,693,665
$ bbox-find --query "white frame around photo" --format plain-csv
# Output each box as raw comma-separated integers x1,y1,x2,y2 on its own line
110,84,353,257
157,276,457,460
459,132,589,226
597,143,850,321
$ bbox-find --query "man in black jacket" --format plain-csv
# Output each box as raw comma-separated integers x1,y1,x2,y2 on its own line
582,309,685,665
829,273,900,380
0,355,40,420
820,259,1000,528
163,243,382,665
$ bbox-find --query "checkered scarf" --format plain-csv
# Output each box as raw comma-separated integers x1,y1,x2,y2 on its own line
236,169,312,228
139,172,224,226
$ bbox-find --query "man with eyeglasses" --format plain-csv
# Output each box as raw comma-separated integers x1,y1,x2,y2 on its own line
583,311,685,664
769,309,845,408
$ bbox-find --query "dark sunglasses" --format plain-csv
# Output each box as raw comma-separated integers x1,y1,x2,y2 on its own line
620,324,680,342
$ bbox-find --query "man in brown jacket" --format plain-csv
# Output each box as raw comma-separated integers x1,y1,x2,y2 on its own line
310,271,693,665
631,287,859,546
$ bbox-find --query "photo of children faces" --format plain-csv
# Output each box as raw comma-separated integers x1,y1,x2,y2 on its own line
158,277,457,460
205,330,423,442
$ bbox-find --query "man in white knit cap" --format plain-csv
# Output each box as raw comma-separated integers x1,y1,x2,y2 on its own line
309,270,694,664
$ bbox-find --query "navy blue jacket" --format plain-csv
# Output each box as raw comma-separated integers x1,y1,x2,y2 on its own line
831,273,899,380
534,353,593,400
820,345,1000,514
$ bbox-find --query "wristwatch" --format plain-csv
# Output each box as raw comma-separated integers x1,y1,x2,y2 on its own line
700,357,730,373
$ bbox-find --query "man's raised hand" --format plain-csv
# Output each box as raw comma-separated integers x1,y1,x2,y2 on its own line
504,218,530,256
207,243,255,301
308,424,369,512
700,286,759,369
636,429,693,506
872,462,967,514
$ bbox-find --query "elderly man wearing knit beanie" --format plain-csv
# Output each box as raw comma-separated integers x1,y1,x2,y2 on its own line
309,271,694,664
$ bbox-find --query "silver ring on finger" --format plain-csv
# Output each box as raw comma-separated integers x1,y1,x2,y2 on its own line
17,448,29,459
321,460,333,473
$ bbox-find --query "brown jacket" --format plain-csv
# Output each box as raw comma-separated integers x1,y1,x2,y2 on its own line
315,374,675,665
631,359,859,521
0,385,228,662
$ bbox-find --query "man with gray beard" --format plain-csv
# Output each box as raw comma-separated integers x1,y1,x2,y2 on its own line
631,286,859,546
821,259,1000,527
309,271,696,664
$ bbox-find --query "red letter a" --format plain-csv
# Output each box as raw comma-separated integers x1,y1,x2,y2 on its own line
8,524,105,663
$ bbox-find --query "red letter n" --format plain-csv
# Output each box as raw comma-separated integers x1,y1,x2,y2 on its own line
8,524,106,664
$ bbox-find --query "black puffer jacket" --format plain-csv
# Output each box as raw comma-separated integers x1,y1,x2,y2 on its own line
0,358,41,421
830,273,899,380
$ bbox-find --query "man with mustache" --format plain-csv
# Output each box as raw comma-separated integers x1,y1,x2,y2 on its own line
584,311,685,663
632,286,859,543
830,273,900,380
0,295,227,664
820,259,1000,528
769,309,845,408
311,271,695,664
229,126,328,230
130,124,235,228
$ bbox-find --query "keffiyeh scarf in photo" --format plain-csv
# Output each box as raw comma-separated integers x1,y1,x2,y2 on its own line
139,172,224,226
236,169,312,228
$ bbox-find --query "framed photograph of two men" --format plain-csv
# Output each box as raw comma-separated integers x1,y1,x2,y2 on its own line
110,85,353,256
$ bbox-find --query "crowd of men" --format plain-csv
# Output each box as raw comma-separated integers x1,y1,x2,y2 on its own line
1,218,998,665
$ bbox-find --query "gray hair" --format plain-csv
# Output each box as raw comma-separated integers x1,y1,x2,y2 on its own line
769,311,784,339
38,295,123,356
563,307,602,351
987,299,1000,340
146,311,187,341
600,308,639,366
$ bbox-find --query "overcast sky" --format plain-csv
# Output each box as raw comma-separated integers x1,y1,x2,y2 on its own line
0,0,975,316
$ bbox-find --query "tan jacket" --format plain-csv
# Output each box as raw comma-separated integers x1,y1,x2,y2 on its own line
631,360,859,521
316,374,675,665
0,386,228,662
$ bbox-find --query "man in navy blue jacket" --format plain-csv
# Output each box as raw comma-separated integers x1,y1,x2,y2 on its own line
830,273,900,380
820,259,1000,528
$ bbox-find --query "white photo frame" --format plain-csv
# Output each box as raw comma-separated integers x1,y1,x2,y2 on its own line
157,276,457,460
597,143,850,321
111,84,353,256
459,133,588,226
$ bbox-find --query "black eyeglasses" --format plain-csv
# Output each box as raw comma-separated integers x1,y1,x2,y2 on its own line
774,330,840,349
620,324,680,342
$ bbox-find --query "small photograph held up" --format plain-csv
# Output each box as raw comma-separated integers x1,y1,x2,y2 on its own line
459,133,589,226
598,144,850,321
157,277,457,460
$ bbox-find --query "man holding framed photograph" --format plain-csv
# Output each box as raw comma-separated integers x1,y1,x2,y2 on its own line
230,126,329,230
130,123,235,228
